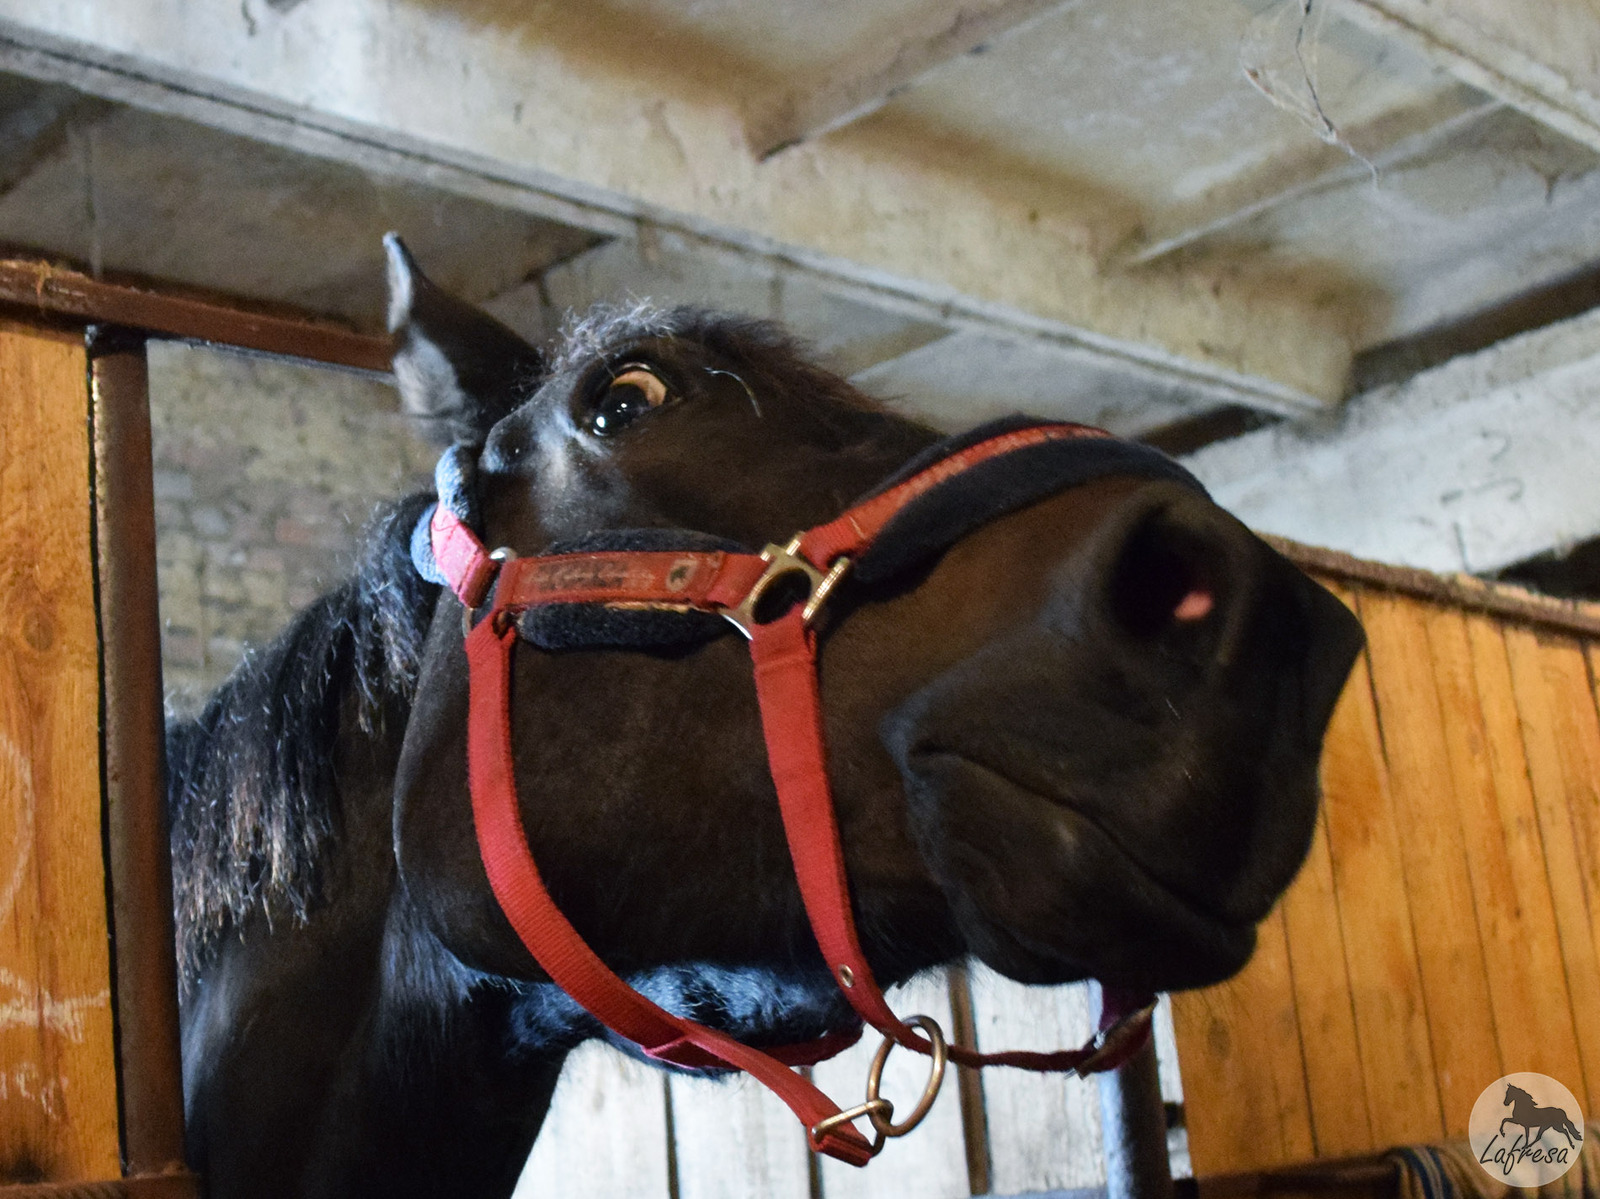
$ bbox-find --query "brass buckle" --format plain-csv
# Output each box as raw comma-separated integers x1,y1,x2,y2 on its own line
809,1015,948,1158
461,547,517,636
723,534,851,639
1073,999,1157,1077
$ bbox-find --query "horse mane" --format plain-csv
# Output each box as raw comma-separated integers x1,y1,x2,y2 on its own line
166,493,440,984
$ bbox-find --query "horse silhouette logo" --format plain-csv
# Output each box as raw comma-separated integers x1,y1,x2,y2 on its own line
1469,1072,1585,1186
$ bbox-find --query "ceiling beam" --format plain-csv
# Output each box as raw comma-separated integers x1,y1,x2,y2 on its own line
1185,304,1600,574
1335,0,1600,154
745,0,1075,160
1116,90,1500,267
0,0,1352,414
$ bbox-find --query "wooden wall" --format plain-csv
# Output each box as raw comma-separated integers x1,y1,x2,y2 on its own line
515,969,1187,1199
1174,565,1600,1179
0,320,122,1183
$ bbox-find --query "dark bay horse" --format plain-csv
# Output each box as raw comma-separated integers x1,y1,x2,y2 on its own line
167,237,1363,1198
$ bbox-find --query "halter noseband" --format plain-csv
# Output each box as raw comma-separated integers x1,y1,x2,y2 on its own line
421,419,1198,1165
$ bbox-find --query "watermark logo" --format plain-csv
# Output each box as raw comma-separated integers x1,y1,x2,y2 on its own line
1470,1072,1584,1186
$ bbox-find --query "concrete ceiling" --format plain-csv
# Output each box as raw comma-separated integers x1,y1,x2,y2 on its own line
3,0,1600,570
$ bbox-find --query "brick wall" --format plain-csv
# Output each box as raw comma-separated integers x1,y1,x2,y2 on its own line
149,341,434,712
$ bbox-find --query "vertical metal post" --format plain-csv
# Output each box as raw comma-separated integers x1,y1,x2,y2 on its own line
90,326,192,1185
1097,1021,1173,1199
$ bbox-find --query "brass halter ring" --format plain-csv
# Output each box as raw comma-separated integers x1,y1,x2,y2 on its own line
809,1014,949,1157
722,534,852,639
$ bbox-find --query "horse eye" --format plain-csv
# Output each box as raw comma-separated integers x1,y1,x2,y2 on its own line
591,366,671,436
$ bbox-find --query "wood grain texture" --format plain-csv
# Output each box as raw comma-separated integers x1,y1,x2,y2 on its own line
970,969,1105,1195
1172,905,1313,1175
1280,807,1371,1159
813,970,969,1199
1179,575,1600,1178
669,1072,809,1199
1357,590,1500,1133
1505,628,1600,1113
513,1042,671,1199
1442,612,1583,1087
0,322,120,1185
1313,600,1443,1148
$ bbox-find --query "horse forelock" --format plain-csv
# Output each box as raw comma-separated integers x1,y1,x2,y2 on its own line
166,492,441,987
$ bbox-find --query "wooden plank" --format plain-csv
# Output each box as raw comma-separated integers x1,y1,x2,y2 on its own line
1312,597,1445,1148
814,969,969,1199
1440,611,1585,1086
1505,627,1600,1114
513,1042,672,1199
1173,905,1314,1175
0,259,390,375
0,320,121,1183
1280,806,1373,1160
969,970,1104,1194
1357,590,1500,1133
669,1073,809,1199
90,333,189,1179
1291,545,1600,640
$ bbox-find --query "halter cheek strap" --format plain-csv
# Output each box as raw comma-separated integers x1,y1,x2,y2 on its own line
432,422,1162,1165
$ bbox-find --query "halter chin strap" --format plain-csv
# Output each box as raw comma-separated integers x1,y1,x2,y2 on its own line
431,421,1162,1165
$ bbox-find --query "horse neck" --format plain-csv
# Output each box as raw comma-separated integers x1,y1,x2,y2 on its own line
181,716,570,1199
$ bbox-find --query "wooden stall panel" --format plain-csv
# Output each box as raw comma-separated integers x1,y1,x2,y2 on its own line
970,969,1105,1196
814,969,969,1199
1303,597,1443,1149
0,321,121,1184
1171,905,1314,1176
514,1041,672,1199
1176,568,1600,1180
1443,613,1584,1090
1280,809,1371,1159
1357,591,1500,1132
670,1070,809,1199
1507,627,1600,1113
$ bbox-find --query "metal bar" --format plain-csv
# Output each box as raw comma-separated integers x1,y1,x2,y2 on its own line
89,327,189,1181
0,258,390,373
1098,1037,1174,1199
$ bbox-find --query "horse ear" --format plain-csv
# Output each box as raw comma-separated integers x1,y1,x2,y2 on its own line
385,233,547,447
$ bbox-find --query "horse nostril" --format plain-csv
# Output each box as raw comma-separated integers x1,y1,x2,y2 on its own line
1173,587,1214,623
1107,511,1218,639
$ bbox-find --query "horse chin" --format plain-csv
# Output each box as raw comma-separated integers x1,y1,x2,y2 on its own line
892,748,1264,994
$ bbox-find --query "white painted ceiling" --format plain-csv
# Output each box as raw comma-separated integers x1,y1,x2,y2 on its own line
3,0,1599,462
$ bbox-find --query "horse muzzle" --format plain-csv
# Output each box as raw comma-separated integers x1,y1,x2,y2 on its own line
881,482,1364,993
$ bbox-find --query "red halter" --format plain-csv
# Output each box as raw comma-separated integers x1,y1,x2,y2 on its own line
431,423,1156,1166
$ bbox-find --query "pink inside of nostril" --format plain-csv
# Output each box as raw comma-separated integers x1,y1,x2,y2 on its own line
1173,588,1214,622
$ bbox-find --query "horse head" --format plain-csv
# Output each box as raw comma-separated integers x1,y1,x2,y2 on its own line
384,237,1365,1036
174,238,1366,1197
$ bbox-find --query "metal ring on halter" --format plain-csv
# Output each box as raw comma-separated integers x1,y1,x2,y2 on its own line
866,1015,948,1138
722,534,851,639
461,547,517,636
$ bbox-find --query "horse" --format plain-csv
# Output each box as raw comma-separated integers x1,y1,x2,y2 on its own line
165,235,1365,1199
1501,1084,1584,1151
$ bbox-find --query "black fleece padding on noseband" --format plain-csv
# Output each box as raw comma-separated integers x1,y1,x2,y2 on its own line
516,529,746,651
851,417,1209,587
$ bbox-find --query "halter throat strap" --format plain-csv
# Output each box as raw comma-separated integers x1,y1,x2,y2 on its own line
432,422,1159,1164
